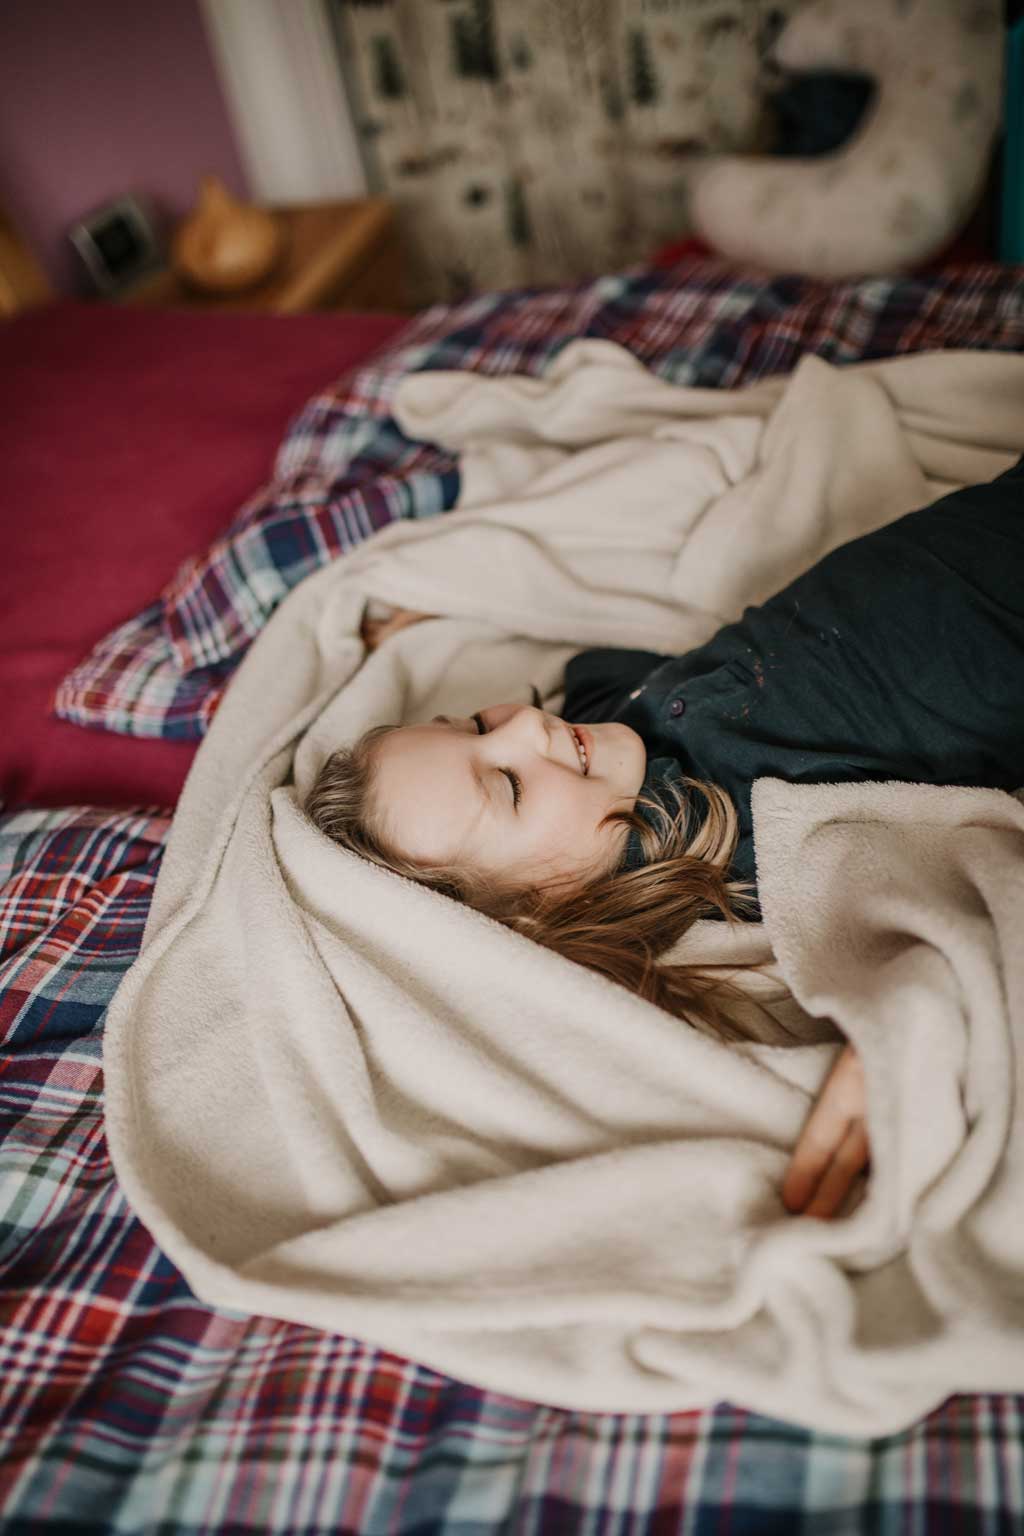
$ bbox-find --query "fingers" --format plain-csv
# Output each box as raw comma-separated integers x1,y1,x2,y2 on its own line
781,1043,870,1220
360,609,435,651
373,610,435,646
383,609,434,635
781,1093,844,1212
781,1157,820,1215
783,1120,870,1220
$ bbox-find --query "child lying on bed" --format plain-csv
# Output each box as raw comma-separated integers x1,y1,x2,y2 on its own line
308,458,1024,1226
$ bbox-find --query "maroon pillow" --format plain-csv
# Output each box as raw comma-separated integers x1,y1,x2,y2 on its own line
1,300,409,812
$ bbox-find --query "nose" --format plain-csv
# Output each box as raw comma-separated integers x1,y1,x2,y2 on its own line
490,705,552,755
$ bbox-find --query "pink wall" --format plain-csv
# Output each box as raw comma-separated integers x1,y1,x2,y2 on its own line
0,0,249,295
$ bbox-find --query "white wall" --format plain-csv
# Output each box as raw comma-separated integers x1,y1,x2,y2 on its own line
199,0,367,203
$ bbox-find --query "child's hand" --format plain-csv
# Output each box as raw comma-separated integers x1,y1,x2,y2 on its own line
360,608,435,651
781,1043,870,1219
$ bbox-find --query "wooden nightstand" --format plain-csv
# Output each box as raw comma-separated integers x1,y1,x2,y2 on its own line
121,198,407,313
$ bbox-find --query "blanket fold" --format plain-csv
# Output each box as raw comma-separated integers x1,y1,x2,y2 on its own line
104,343,1024,1433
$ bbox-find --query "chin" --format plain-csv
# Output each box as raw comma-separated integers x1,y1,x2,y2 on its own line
603,720,647,794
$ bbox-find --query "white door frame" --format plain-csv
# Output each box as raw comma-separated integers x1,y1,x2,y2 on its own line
198,0,367,203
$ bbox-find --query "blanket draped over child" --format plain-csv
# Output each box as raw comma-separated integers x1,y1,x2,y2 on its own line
104,343,1024,1435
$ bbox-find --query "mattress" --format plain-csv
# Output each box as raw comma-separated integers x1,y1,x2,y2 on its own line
0,299,409,810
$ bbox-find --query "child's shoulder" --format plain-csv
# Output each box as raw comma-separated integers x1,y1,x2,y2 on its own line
563,647,668,723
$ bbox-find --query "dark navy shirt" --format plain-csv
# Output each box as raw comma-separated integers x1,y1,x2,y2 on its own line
562,456,1024,907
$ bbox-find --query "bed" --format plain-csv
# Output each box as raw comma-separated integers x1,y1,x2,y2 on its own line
5,238,1024,1532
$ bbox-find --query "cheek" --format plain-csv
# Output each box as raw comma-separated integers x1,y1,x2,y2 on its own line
540,776,614,849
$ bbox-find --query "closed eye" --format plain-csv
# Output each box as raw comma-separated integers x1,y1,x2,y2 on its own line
472,713,521,809
501,768,522,810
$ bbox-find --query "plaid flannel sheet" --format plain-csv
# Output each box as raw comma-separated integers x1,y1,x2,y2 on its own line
53,256,1024,742
10,259,1024,1530
3,804,1024,1533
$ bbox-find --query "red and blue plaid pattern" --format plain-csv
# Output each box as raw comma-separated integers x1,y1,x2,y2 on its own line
3,804,1024,1530
15,259,1024,1527
54,256,1024,741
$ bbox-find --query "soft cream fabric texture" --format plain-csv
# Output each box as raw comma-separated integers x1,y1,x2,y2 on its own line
690,0,1003,278
104,342,1024,1434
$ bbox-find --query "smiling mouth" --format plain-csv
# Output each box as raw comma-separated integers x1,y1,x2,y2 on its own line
568,724,589,775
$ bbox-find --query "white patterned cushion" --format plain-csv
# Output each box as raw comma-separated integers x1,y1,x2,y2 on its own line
689,0,1003,278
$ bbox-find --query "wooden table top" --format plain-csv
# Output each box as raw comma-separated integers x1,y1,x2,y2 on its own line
122,198,397,313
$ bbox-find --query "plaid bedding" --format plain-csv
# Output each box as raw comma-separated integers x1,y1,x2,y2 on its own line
11,260,1024,1529
53,256,1024,742
3,804,1024,1534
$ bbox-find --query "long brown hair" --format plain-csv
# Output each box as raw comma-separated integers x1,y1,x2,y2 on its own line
305,724,771,1043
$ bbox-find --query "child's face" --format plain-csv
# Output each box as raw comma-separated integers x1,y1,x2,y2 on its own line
370,704,647,892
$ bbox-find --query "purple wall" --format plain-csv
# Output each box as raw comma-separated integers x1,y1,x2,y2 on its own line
0,0,249,295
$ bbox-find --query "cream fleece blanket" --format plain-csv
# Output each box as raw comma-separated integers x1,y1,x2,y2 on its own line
103,343,1024,1435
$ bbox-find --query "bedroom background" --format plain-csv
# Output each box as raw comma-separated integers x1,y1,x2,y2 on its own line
2,0,909,310
7,5,1024,1534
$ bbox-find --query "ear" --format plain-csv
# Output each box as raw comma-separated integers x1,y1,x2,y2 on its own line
689,0,1003,278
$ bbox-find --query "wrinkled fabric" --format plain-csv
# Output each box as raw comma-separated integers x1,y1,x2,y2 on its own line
104,343,1024,1434
567,457,1024,888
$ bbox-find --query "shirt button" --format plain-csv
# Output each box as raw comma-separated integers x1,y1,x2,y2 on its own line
669,698,686,717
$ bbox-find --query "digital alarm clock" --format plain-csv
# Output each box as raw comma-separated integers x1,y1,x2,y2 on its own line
69,195,165,296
